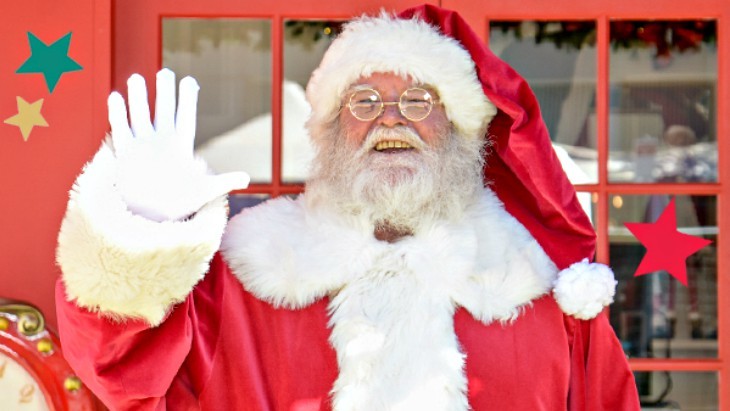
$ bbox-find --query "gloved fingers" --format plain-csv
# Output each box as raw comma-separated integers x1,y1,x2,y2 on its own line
108,92,133,153
127,74,155,138
154,69,176,136
176,76,200,150
207,172,251,198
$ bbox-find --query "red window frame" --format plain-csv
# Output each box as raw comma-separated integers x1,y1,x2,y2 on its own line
448,0,729,404
115,0,729,406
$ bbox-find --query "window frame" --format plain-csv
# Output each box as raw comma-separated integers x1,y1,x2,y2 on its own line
447,0,729,406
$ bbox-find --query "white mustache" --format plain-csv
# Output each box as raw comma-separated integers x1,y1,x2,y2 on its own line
361,126,426,153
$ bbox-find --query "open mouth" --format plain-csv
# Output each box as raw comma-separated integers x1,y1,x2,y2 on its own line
373,140,414,153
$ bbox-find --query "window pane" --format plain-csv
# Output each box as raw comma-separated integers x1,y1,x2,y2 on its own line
229,194,269,217
162,18,273,183
635,371,717,410
490,21,598,183
580,191,597,227
608,21,717,183
608,195,717,358
282,20,341,183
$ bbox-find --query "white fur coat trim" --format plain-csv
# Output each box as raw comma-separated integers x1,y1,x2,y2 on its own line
56,143,229,326
554,258,617,319
222,188,558,322
222,188,558,410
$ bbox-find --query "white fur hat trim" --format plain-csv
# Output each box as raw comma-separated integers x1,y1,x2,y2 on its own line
553,258,617,320
305,12,497,139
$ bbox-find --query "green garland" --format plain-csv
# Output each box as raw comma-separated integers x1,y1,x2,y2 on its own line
491,20,716,53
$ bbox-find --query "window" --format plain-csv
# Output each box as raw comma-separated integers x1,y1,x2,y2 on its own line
461,1,727,407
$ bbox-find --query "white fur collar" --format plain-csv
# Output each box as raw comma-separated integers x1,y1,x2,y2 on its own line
221,188,557,410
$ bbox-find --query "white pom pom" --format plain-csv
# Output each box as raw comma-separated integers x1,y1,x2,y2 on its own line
553,258,617,320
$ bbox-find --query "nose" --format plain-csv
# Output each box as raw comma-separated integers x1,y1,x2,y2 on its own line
375,103,407,128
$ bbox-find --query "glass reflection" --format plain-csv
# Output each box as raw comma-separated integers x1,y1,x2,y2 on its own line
162,18,273,183
634,371,717,410
609,21,717,183
490,21,598,183
608,195,717,358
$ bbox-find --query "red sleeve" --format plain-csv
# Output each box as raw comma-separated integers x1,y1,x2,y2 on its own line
567,311,641,410
55,279,196,410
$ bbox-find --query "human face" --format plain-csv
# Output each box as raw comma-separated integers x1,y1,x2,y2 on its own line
338,72,450,150
307,71,484,229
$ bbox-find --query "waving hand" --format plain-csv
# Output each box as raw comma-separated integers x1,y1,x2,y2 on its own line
109,69,250,222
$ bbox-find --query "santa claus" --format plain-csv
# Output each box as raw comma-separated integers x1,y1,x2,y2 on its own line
55,5,640,410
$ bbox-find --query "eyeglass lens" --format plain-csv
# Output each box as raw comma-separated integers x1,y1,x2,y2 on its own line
349,88,434,121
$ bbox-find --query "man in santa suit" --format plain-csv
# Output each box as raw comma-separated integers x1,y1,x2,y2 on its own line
55,5,640,410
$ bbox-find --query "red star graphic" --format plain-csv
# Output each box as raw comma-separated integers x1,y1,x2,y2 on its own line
624,197,712,286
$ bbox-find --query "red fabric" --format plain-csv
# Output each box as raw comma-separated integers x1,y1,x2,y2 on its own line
57,254,639,410
399,5,597,269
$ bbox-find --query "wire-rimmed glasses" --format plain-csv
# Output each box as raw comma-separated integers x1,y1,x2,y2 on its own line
347,87,439,122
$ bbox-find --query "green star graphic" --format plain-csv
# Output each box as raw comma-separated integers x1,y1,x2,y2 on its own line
16,32,83,93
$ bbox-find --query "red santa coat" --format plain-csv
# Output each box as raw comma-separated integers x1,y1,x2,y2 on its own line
56,184,639,410
57,253,638,411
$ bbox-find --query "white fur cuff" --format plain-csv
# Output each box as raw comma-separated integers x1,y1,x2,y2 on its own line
553,259,617,320
57,143,229,326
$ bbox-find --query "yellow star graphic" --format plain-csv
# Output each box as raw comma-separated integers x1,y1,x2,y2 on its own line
4,97,49,141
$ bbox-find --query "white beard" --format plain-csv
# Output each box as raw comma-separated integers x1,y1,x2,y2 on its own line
305,123,486,232
223,122,561,411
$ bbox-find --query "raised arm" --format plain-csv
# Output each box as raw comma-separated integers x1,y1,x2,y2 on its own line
57,69,249,326
55,70,250,409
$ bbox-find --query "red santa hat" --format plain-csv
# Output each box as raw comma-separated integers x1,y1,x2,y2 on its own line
306,11,497,141
305,5,614,318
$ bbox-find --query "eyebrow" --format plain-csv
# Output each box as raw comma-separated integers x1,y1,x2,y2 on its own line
346,83,437,94
347,84,375,93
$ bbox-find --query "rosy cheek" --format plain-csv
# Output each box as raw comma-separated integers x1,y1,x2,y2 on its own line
340,114,370,146
416,112,450,146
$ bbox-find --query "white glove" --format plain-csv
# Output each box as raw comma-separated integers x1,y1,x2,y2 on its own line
108,69,250,222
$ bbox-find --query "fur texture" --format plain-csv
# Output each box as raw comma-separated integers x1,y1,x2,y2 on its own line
305,13,497,142
222,188,558,410
554,258,617,320
56,143,229,325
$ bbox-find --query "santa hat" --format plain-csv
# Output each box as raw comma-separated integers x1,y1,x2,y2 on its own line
305,5,615,319
306,12,497,140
